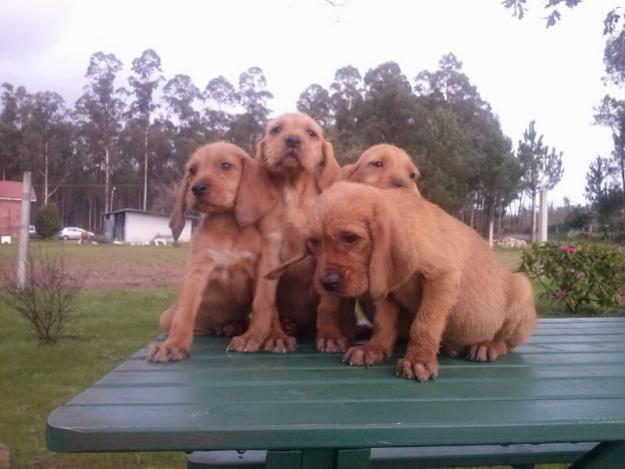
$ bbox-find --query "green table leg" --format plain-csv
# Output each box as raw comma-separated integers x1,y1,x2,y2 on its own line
337,448,370,469
266,450,302,469
570,441,625,469
301,449,336,469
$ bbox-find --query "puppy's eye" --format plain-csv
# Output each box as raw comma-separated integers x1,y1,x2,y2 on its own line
341,232,358,245
221,162,233,171
307,129,317,138
409,171,416,179
270,126,281,135
188,166,197,176
307,238,320,253
369,160,383,168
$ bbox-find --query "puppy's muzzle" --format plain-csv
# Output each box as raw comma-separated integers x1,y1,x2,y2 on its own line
320,269,341,292
285,135,301,149
191,182,209,198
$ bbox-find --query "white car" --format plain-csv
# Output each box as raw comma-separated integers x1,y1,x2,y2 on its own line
58,227,94,240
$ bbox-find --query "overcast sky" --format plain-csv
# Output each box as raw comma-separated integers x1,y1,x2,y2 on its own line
0,0,621,204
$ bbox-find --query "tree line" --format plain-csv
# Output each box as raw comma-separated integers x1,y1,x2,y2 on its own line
1,49,563,237
503,0,625,239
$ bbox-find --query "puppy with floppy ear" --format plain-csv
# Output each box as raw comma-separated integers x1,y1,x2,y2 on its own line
147,142,277,362
268,143,426,352
342,144,421,193
227,112,344,354
306,181,536,382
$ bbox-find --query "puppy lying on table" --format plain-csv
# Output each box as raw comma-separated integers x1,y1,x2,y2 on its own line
148,142,276,362
274,180,536,382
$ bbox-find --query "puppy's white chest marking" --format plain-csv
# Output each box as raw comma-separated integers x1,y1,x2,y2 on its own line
203,248,256,268
283,186,315,231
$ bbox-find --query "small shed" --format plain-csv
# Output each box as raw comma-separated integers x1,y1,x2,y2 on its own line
103,209,194,244
0,180,37,237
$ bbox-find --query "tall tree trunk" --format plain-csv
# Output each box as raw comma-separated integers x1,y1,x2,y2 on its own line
530,190,537,243
620,153,625,207
105,146,110,213
143,129,148,212
44,138,49,203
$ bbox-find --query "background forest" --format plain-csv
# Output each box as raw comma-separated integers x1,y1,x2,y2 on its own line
2,2,625,241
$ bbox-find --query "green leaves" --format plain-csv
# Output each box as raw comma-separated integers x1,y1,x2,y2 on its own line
520,242,625,314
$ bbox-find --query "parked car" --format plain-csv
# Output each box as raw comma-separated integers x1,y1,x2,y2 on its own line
58,227,94,240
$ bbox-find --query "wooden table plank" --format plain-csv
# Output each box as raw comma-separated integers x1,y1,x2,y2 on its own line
47,318,625,453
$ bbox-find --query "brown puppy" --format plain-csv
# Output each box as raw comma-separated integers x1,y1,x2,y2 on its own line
314,144,423,350
266,143,425,351
227,112,342,353
342,143,421,192
306,181,536,381
147,142,276,362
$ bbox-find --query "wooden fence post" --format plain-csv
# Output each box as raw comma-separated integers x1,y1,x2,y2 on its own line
17,171,31,289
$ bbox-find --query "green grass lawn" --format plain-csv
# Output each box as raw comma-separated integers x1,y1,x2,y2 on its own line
0,288,186,468
0,240,188,268
0,245,589,468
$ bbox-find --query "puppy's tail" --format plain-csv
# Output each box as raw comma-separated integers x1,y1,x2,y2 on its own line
504,273,537,349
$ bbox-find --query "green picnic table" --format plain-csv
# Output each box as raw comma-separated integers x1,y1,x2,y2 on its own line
47,318,625,468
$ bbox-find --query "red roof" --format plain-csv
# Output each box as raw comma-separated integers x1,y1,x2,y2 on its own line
0,181,37,202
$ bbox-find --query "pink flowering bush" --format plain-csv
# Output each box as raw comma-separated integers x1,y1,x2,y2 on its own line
520,242,625,314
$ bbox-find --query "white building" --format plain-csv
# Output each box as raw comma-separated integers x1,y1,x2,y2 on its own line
103,209,195,244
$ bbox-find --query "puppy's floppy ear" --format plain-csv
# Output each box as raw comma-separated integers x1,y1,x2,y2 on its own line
316,141,341,190
255,139,266,161
235,155,277,227
368,202,413,300
169,171,190,241
340,162,358,181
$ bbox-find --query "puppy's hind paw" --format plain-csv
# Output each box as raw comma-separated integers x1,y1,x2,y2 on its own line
466,341,508,362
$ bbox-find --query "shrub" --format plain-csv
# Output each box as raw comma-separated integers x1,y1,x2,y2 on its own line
35,203,62,239
520,242,625,314
0,247,83,344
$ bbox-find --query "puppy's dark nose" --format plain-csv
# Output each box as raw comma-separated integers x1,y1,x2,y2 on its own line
285,135,301,148
320,271,341,292
191,182,208,197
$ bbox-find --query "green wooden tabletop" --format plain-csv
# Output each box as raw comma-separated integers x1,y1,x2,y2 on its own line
47,317,625,454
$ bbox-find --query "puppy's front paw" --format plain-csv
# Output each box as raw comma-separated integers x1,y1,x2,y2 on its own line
227,333,265,353
343,343,389,366
147,341,190,362
263,333,297,353
395,355,438,382
316,335,348,353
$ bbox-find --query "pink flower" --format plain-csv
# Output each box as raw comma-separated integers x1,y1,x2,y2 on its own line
559,244,577,254
555,288,565,301
575,273,585,281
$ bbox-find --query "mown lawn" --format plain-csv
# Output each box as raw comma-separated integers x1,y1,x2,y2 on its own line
0,244,585,468
0,288,185,468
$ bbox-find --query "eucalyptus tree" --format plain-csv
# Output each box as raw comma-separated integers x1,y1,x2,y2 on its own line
74,52,126,214
128,49,164,211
